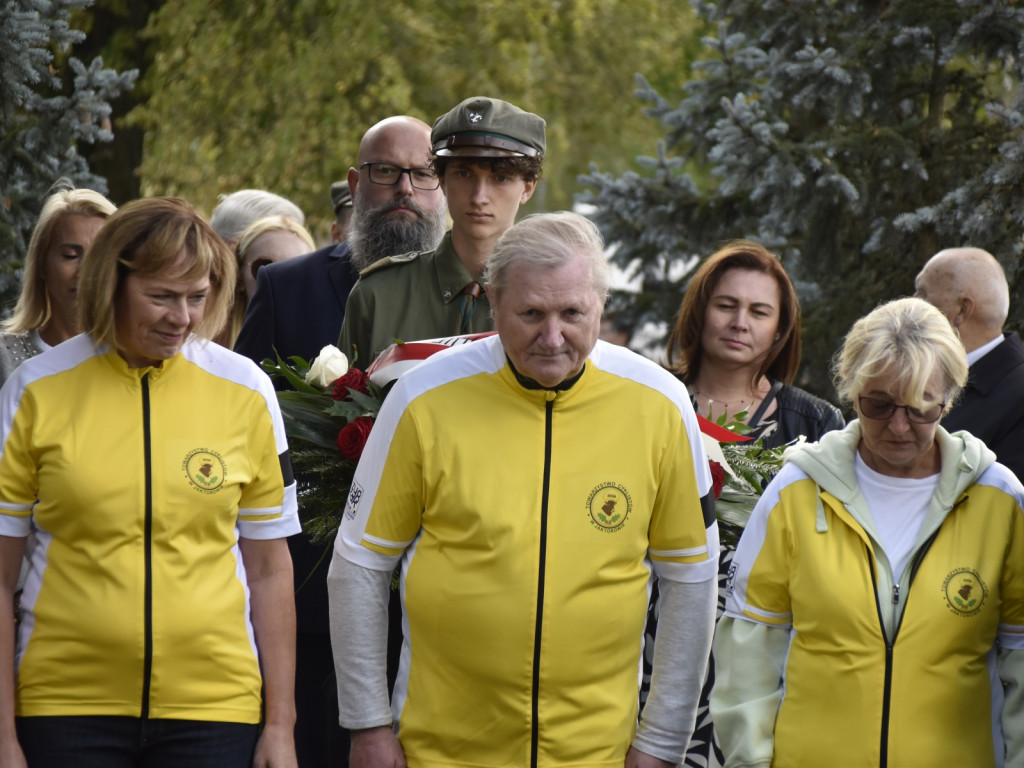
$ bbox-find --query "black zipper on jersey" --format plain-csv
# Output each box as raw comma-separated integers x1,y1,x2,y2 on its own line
864,528,939,768
140,373,154,719
529,399,553,768
865,548,892,768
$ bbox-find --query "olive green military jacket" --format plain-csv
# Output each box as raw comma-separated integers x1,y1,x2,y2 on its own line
337,232,493,370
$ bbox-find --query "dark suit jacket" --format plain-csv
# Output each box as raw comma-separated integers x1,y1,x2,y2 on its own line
942,331,1024,480
234,241,356,371
235,241,357,635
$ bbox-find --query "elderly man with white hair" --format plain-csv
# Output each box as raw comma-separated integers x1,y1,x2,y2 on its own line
328,211,718,768
915,246,1024,479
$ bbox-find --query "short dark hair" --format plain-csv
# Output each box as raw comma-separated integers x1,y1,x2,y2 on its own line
666,239,802,387
432,154,543,183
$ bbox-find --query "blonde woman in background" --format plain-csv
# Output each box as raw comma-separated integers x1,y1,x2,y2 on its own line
219,215,315,348
0,183,116,386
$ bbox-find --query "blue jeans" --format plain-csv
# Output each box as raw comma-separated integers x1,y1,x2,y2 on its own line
16,716,259,768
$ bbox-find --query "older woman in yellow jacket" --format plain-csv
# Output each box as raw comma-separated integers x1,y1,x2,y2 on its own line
712,298,1024,768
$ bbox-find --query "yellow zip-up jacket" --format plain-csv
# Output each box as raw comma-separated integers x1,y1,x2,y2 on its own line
713,423,1024,768
0,335,299,723
336,337,718,767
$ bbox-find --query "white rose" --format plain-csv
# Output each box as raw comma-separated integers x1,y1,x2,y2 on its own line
304,345,350,388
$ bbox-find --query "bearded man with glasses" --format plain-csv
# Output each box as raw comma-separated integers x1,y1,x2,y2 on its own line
711,297,1024,768
346,159,447,274
339,96,545,370
233,114,446,768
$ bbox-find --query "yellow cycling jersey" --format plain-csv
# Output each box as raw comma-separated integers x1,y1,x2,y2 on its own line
720,424,1024,767
0,335,299,723
337,336,718,767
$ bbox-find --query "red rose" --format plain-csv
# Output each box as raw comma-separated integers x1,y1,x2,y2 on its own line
709,460,725,499
337,416,374,461
330,369,370,401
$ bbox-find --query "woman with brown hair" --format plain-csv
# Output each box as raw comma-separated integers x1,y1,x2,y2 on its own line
663,240,842,768
667,239,842,447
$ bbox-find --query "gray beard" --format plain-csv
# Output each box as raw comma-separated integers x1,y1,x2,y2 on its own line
347,195,447,272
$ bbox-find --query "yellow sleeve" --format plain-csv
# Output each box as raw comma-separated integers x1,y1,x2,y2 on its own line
648,412,719,584
0,387,38,536
336,397,424,570
237,385,300,539
724,471,796,627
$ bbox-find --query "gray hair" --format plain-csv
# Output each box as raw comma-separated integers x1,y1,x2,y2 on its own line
209,189,305,243
485,211,611,300
833,297,968,413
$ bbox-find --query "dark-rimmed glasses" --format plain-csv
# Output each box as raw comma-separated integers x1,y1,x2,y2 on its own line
857,396,945,424
359,163,439,190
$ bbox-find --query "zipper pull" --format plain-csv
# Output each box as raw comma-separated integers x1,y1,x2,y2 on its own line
892,584,900,605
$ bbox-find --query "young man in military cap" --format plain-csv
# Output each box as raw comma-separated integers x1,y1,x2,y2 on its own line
338,96,545,369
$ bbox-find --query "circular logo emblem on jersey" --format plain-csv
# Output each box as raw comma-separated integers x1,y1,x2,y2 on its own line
942,567,987,617
183,449,227,494
587,483,632,533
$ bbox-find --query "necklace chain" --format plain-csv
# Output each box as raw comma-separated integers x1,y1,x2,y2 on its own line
692,384,769,417
693,390,754,408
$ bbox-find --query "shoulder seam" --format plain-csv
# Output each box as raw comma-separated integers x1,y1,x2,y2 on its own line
359,250,421,277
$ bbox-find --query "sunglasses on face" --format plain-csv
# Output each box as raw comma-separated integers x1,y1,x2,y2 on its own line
857,396,944,424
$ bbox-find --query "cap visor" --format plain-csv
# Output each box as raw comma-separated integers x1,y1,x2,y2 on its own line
435,146,525,158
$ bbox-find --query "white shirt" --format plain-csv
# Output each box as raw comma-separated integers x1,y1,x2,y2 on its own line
855,453,938,581
966,333,1003,366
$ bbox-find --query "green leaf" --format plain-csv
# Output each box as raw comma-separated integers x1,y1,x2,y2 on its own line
261,351,322,394
346,387,384,415
276,392,341,450
325,399,366,421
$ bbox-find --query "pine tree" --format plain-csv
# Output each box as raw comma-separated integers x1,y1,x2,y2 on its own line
0,0,136,266
580,0,1024,396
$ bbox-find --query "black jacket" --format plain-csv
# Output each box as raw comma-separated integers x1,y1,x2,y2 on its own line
942,332,1024,480
234,240,356,373
748,380,845,449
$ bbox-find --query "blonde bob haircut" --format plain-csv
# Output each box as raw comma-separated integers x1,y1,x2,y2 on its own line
485,211,611,302
78,197,236,348
4,184,116,334
236,215,316,270
221,215,317,346
833,297,968,414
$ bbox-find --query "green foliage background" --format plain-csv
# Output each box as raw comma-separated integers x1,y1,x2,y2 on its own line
581,0,1024,399
10,0,1024,402
125,0,704,236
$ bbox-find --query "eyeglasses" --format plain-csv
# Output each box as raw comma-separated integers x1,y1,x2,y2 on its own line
359,163,440,190
857,396,945,424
